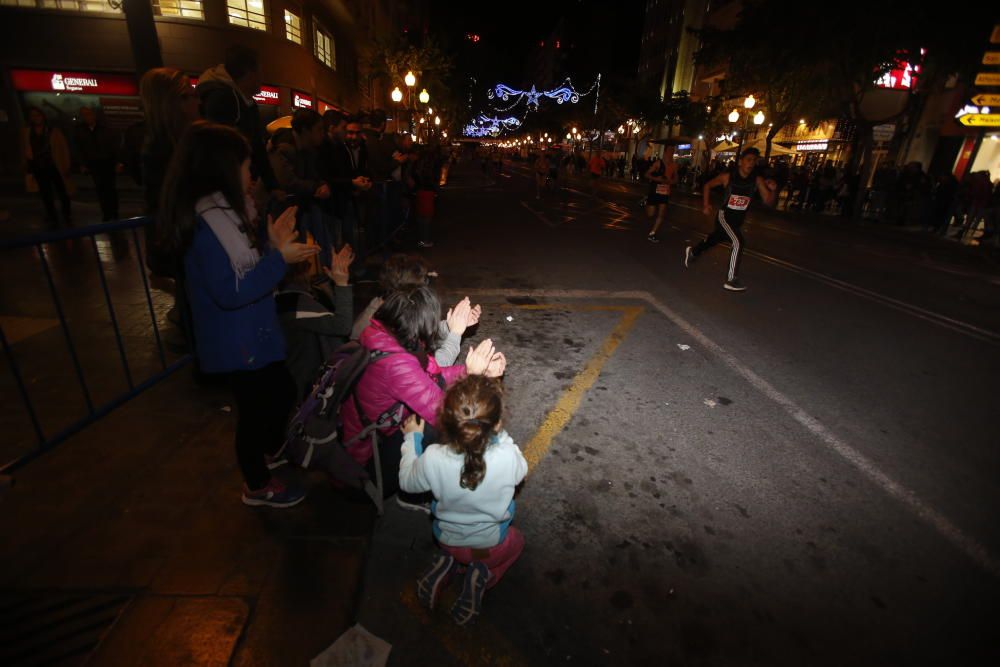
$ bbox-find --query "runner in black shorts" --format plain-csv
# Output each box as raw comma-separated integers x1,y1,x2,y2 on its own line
684,147,776,291
645,147,678,243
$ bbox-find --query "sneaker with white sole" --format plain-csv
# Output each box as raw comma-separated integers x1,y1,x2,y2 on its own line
724,279,747,292
241,478,306,508
451,562,489,626
417,553,456,610
684,246,693,268
647,233,660,243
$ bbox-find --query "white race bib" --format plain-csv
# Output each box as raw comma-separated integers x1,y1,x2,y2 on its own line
727,194,751,211
655,184,670,195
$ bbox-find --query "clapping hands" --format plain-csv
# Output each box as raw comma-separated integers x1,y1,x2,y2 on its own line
446,297,482,337
267,206,319,264
465,338,507,378
325,244,355,286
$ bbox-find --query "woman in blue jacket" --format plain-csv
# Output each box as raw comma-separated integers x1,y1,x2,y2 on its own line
158,121,318,507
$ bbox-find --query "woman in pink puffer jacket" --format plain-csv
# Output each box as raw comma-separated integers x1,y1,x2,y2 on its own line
341,285,506,498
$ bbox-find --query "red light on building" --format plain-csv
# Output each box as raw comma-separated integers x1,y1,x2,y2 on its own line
292,91,313,109
555,40,561,49
10,69,138,96
466,33,481,43
189,78,279,106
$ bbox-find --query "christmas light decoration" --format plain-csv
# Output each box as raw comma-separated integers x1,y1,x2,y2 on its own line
487,75,600,111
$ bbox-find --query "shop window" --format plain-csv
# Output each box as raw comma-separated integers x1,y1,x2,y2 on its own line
314,23,335,69
283,9,301,44
0,0,38,7
227,0,268,31
152,0,204,20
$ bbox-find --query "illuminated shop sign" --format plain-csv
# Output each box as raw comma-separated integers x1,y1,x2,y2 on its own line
796,140,829,152
189,78,280,106
292,91,313,109
11,69,138,96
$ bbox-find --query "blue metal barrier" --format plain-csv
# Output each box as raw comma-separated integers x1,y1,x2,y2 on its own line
0,216,192,474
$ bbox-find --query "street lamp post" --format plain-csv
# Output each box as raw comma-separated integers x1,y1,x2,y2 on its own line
731,95,764,158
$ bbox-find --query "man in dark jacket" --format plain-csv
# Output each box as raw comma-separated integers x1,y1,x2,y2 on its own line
318,112,371,249
75,106,122,221
197,45,276,190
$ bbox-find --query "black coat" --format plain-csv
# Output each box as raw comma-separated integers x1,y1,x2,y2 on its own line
198,79,276,189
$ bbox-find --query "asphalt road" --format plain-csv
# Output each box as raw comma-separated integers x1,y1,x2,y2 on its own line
356,160,1000,666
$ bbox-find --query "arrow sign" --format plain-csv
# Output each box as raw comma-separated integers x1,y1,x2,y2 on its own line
975,72,1000,86
958,113,1000,127
971,93,1000,106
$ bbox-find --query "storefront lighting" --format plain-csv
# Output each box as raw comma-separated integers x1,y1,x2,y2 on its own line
728,110,740,123
744,95,756,109
391,87,403,103
405,71,416,87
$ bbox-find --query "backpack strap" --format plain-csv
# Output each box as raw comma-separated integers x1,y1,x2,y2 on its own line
351,350,404,430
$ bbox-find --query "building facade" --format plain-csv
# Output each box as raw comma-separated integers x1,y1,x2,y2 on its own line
0,0,417,183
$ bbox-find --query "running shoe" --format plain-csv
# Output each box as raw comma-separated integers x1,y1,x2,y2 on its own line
451,562,489,626
647,233,660,243
724,279,747,292
684,246,693,268
241,478,306,508
417,553,456,610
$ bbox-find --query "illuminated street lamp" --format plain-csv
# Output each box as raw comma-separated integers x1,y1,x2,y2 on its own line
434,116,441,126
753,111,765,125
728,109,740,123
390,87,403,103
566,132,571,139
419,88,430,104
404,71,416,87
744,94,756,109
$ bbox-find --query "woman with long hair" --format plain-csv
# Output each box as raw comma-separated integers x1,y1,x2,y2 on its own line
158,121,318,507
21,106,72,226
140,67,200,216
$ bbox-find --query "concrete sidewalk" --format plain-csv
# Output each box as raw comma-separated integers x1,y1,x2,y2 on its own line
0,367,377,666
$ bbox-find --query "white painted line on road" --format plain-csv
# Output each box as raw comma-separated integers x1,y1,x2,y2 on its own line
458,287,1000,578
519,200,558,228
664,205,1000,344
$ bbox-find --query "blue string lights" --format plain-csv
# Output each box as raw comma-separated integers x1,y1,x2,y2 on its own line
462,74,601,138
487,75,600,110
463,113,525,137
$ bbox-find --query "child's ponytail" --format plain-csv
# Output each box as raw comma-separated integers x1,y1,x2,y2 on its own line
439,375,504,491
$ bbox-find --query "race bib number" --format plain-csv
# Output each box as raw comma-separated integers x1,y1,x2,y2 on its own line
726,194,751,211
655,184,670,195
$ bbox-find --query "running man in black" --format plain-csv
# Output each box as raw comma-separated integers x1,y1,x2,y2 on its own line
684,147,776,291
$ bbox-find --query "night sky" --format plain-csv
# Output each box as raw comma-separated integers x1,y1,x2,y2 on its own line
429,0,646,86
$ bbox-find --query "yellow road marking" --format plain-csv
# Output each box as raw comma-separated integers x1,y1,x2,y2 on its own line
497,302,638,312
522,305,643,471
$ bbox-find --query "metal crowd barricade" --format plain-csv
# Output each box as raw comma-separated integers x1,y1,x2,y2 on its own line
0,216,192,476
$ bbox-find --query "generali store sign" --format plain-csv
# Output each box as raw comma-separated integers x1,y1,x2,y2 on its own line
188,77,281,106
11,69,139,96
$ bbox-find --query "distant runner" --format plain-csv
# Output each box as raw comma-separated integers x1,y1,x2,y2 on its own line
684,147,776,291
644,147,678,243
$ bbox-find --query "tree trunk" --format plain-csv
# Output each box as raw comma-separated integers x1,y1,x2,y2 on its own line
764,124,781,162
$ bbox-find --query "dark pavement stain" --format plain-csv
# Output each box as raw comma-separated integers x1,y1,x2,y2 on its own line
584,446,599,456
672,537,710,576
871,595,888,609
731,503,750,519
596,386,608,391
610,590,634,609
616,540,631,549
506,296,538,305
544,569,566,585
716,396,733,405
553,370,574,379
703,525,716,536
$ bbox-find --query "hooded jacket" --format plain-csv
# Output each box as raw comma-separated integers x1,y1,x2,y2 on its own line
197,64,276,188
341,319,466,465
